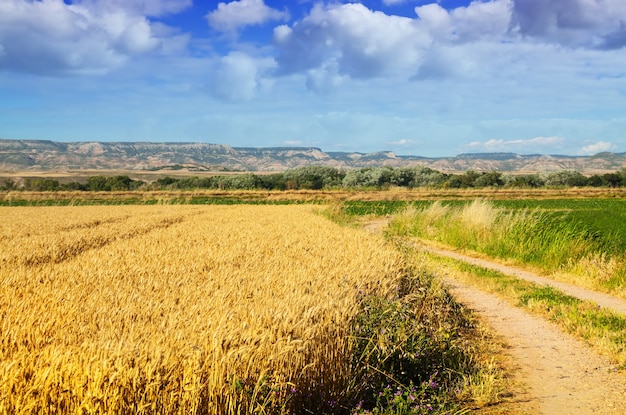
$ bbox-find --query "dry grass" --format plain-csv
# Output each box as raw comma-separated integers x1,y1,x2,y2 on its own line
0,205,406,414
2,187,626,205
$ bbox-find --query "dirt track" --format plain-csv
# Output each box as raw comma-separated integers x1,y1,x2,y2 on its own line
426,247,626,414
445,278,626,415
363,221,626,414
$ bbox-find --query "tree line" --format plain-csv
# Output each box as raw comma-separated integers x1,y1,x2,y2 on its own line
3,166,626,192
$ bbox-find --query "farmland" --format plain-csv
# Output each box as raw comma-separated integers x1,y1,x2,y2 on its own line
0,204,491,414
3,188,626,414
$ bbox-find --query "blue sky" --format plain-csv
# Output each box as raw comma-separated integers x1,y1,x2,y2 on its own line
1,0,625,157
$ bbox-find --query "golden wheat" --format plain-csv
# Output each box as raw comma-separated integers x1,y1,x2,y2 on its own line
0,205,405,414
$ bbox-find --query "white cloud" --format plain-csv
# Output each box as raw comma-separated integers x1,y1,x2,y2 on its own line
0,0,188,75
580,141,615,155
272,0,626,87
387,139,414,146
273,3,431,79
448,0,512,42
305,61,347,93
206,0,289,33
464,136,566,153
208,52,275,102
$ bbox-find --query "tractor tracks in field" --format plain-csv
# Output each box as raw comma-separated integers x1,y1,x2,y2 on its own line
362,219,626,414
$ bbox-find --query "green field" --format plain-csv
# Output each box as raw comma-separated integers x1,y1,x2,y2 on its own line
342,198,626,296
344,198,626,252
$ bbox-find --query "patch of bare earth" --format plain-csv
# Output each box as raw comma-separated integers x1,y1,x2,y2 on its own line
445,278,626,415
363,221,626,414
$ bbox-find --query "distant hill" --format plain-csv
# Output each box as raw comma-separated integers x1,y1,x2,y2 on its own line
1,139,624,173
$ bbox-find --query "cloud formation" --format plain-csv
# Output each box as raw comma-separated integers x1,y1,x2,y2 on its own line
464,136,566,153
511,0,626,48
206,0,289,33
580,141,615,155
207,52,275,102
273,3,430,79
0,0,189,75
271,0,626,85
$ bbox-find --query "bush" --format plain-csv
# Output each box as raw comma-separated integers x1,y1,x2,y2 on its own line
348,272,474,414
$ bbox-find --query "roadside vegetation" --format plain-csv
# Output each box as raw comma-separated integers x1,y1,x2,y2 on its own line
0,205,505,414
385,199,626,298
331,196,626,368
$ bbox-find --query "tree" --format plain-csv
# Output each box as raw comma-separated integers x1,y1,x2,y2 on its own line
1,179,16,191
283,166,343,189
543,170,588,187
24,178,60,191
503,174,544,188
474,171,504,187
602,173,622,187
459,170,481,188
87,176,108,191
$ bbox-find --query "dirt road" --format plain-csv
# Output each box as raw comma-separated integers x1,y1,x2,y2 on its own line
446,278,626,415
426,246,626,414
362,220,626,414
420,244,626,316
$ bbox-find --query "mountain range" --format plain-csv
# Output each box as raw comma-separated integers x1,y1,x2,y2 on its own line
1,139,625,174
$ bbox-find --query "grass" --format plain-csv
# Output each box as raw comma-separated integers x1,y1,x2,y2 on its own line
415,253,626,369
385,199,626,297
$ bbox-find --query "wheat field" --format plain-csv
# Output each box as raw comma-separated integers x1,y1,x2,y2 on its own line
0,205,406,414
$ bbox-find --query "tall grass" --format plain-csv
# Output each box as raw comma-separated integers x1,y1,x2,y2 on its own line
388,200,626,296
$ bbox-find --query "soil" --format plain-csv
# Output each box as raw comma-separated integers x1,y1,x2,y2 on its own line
362,219,626,414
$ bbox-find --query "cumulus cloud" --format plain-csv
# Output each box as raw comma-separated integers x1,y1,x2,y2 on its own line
272,1,516,83
580,141,615,155
206,0,289,33
305,61,348,93
511,0,626,48
414,1,510,45
273,3,431,79
464,136,566,153
207,52,274,102
271,0,626,87
0,0,189,75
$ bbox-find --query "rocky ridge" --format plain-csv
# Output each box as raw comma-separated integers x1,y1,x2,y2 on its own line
1,139,624,173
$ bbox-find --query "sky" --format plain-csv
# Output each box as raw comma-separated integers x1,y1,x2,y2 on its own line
0,0,625,157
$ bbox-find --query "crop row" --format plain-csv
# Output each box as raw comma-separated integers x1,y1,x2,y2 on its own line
0,205,407,414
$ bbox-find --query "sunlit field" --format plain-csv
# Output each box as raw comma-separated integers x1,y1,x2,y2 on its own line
1,205,409,414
